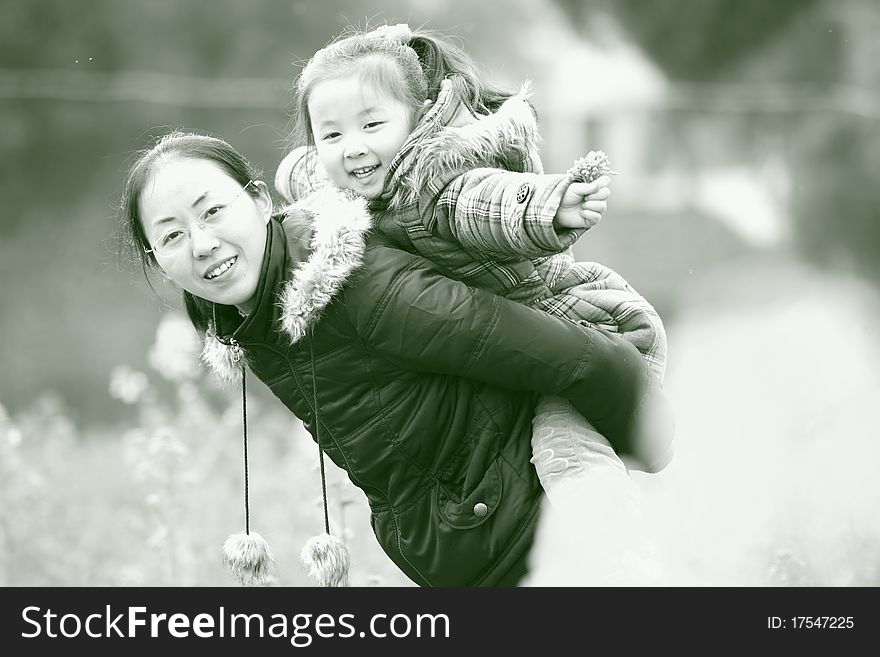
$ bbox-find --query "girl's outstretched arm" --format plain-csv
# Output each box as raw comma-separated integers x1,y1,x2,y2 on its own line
427,168,612,258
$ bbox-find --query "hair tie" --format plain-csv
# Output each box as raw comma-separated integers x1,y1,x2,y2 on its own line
368,23,412,44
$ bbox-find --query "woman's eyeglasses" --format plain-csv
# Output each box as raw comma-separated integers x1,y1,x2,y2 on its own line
145,180,254,258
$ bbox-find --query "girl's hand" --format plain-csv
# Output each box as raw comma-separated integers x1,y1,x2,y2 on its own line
554,176,611,230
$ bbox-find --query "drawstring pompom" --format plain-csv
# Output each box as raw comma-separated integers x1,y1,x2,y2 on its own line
223,532,278,586
301,532,350,587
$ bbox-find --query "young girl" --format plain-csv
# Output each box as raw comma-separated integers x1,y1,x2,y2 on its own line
118,131,668,586
275,25,672,497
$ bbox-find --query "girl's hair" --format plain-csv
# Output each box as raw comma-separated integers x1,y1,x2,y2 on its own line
118,131,263,332
290,27,515,149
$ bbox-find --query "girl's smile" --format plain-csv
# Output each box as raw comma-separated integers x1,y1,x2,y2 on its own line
308,75,414,199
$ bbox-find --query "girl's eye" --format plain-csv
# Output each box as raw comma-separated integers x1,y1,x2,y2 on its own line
321,132,340,141
364,121,383,130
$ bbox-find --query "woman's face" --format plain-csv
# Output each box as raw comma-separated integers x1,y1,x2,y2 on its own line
139,157,272,314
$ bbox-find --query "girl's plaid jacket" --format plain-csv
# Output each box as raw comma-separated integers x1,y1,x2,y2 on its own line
276,76,667,381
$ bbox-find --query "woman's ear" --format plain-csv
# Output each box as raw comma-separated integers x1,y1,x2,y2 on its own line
251,180,274,223
147,253,168,277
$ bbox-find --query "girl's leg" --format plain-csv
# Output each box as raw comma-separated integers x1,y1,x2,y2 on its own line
527,395,666,585
530,394,626,492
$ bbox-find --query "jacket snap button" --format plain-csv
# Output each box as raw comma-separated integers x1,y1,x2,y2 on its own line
515,183,530,203
473,502,489,517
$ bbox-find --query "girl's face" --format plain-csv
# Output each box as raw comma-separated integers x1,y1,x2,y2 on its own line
309,75,414,199
139,157,272,314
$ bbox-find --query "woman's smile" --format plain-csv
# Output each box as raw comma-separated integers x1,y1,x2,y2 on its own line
203,255,238,280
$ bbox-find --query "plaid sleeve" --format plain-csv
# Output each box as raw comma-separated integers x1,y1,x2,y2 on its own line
429,168,584,259
540,260,668,382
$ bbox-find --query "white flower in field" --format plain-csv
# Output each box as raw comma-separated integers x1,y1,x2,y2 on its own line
0,404,22,469
148,313,201,382
109,365,150,404
118,567,146,586
5,427,22,447
149,426,189,461
765,548,814,587
126,426,188,483
0,403,21,447
221,405,240,427
177,381,200,404
147,525,169,548
123,429,155,482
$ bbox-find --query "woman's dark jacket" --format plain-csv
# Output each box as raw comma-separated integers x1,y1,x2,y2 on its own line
202,187,666,586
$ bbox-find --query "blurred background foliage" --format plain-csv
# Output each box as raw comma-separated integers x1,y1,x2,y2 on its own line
1,0,878,586
1,0,877,423
557,0,830,81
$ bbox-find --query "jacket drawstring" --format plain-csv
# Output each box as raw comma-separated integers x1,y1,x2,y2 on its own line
240,353,251,535
313,358,331,536
215,309,278,586
300,340,351,587
210,303,349,586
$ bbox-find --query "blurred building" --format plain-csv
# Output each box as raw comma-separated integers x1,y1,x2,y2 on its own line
525,0,876,253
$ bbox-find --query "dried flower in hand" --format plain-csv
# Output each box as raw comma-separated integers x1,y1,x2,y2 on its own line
567,151,618,183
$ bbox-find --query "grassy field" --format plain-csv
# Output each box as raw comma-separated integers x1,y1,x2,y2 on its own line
0,313,412,587
3,257,879,587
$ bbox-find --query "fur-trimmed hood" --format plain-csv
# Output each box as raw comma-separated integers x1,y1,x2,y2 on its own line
273,76,543,211
383,75,542,210
201,185,372,381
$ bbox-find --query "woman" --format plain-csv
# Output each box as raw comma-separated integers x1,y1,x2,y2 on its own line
119,131,672,586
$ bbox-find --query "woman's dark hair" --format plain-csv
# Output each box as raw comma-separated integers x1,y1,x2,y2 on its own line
118,131,262,332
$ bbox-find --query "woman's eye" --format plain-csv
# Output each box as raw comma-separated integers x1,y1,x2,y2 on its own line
161,230,184,246
203,205,224,221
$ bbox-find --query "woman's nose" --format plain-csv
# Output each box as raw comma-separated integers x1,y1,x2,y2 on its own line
189,225,220,257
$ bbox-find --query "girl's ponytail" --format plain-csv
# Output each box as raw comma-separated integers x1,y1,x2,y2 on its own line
408,31,515,115
407,34,447,104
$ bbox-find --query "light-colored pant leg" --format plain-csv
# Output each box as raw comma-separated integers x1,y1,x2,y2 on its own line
530,394,626,493
526,394,666,585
